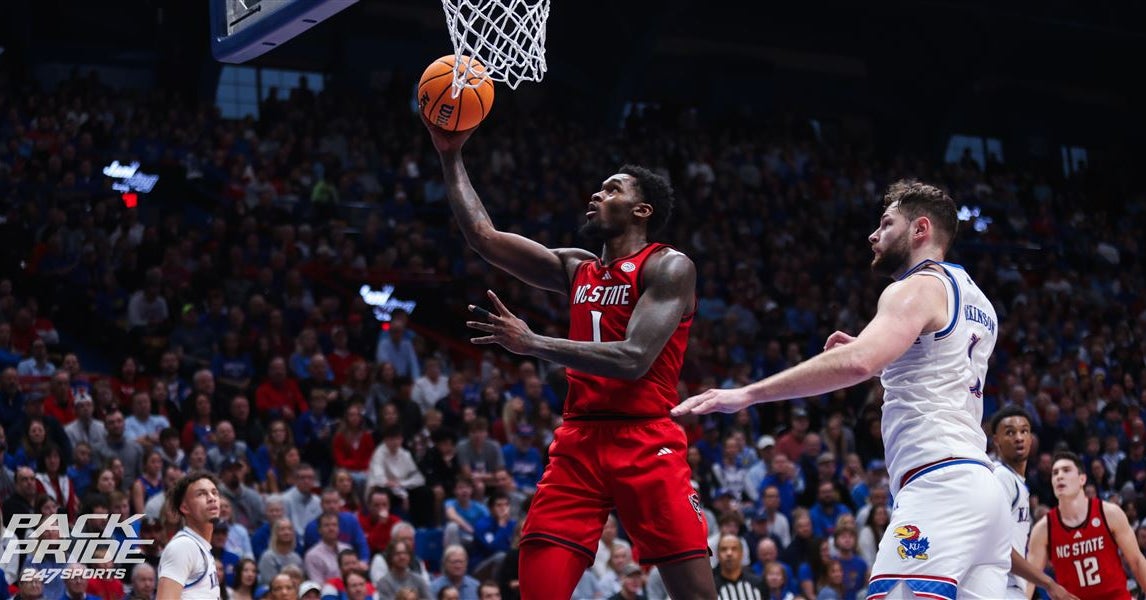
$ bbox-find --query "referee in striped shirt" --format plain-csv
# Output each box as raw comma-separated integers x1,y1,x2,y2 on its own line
714,533,765,600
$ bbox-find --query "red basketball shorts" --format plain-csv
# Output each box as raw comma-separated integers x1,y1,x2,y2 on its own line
520,418,710,566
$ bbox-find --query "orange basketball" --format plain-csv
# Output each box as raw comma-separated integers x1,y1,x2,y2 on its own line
418,54,495,131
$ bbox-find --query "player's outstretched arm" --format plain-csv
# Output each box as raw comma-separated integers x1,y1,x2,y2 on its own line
1104,501,1146,590
468,251,695,380
1026,516,1050,599
672,274,946,416
424,117,592,293
1011,548,1079,600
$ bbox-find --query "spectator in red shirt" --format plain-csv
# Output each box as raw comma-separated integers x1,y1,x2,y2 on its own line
111,356,150,410
44,371,77,425
332,401,375,482
775,406,811,461
256,356,307,419
10,307,39,354
326,326,362,385
359,486,403,554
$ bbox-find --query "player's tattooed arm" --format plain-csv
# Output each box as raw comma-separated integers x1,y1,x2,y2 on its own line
468,250,695,380
435,144,592,293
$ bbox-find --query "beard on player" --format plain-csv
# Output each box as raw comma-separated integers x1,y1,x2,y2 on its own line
579,216,624,244
871,230,912,278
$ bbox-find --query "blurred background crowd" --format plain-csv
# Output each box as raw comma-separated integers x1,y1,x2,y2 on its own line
1,1,1145,599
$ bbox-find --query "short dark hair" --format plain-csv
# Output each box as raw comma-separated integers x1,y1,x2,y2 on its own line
882,179,958,251
989,405,1033,435
1052,450,1085,474
166,471,221,521
35,443,62,472
431,429,458,445
487,490,508,508
337,548,358,563
366,486,390,503
619,164,674,235
342,568,368,585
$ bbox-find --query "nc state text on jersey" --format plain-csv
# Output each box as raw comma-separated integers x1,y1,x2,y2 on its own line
1054,536,1106,559
573,284,632,306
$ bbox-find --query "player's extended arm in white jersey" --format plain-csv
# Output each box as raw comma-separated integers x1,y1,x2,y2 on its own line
673,273,947,415
1103,501,1146,591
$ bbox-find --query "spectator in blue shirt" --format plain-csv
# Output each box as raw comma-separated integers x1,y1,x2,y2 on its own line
0,367,25,427
832,526,868,600
212,332,255,394
502,425,543,494
0,326,22,370
211,522,242,588
430,545,480,600
303,488,370,562
808,481,851,539
373,310,420,379
16,339,55,378
443,476,490,549
472,491,516,566
759,453,798,517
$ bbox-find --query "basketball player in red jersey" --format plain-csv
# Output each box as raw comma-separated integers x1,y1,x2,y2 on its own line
423,118,715,599
1027,451,1146,599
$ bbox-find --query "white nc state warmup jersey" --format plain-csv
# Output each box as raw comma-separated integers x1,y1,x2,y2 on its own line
880,260,998,495
994,460,1032,596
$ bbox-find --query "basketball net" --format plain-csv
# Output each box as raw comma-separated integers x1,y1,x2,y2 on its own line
441,0,549,96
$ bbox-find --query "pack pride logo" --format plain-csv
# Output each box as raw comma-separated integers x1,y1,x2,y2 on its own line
2,513,154,580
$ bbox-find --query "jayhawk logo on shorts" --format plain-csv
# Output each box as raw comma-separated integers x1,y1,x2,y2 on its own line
894,525,930,560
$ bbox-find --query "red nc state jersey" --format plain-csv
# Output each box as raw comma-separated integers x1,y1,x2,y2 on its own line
564,243,693,418
1047,497,1130,599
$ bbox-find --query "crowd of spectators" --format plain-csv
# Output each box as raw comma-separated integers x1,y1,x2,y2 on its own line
0,63,1145,600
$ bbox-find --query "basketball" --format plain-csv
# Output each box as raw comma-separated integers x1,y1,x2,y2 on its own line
418,54,495,132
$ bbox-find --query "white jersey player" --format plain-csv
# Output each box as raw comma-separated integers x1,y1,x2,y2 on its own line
158,472,223,599
674,180,1076,600
990,406,1035,599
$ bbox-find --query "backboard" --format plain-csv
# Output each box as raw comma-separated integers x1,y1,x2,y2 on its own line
210,0,358,63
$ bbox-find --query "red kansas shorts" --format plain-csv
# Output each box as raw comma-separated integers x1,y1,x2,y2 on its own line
520,417,710,566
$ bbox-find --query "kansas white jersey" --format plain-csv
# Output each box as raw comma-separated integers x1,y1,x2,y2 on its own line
158,527,221,599
881,260,997,495
993,460,1032,594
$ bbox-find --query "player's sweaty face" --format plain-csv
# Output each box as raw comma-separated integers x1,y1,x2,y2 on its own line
583,174,636,238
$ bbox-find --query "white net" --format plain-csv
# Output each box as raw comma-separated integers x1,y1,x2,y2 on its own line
441,0,550,93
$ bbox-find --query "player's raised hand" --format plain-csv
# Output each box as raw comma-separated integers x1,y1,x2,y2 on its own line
671,386,753,417
823,330,856,351
420,111,477,154
467,290,536,355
